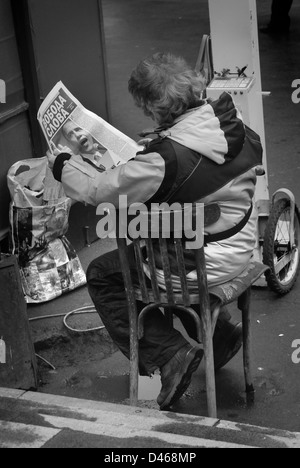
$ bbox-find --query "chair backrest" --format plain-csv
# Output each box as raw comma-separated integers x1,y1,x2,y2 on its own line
116,203,219,308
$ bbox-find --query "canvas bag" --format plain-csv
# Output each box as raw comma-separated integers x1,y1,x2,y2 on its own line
7,157,86,304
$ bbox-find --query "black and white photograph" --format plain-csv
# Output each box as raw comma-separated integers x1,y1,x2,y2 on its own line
0,0,300,451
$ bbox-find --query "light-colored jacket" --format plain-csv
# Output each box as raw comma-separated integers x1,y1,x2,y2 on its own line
53,92,262,286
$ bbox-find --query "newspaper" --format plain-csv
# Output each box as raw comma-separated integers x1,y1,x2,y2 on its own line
37,81,140,172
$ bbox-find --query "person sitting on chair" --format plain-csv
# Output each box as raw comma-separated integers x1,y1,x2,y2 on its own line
49,53,263,410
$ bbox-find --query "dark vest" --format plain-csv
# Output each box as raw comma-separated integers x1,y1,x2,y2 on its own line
139,125,263,206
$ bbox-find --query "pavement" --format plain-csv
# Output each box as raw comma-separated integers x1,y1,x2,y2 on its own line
2,0,300,448
1,387,300,449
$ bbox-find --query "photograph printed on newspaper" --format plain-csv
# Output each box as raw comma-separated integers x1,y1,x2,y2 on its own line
37,81,140,172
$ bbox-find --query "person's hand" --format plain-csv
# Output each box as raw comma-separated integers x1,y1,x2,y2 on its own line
46,145,73,169
46,150,57,170
137,138,153,149
55,144,73,155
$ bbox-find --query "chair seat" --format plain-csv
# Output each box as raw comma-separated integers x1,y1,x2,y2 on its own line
209,262,269,306
134,261,269,306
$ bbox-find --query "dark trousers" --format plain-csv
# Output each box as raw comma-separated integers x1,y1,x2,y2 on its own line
87,244,230,376
270,0,293,30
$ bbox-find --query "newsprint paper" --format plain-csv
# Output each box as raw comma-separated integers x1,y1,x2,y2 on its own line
37,81,140,171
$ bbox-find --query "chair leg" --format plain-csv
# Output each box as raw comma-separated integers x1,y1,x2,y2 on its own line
200,304,217,419
238,288,255,405
117,237,139,406
211,302,222,336
129,308,139,406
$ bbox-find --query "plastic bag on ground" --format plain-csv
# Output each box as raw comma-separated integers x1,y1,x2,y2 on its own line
7,157,86,304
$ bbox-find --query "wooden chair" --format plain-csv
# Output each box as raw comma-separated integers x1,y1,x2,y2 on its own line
116,203,268,418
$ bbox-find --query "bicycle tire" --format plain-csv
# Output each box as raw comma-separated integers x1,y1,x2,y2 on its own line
263,198,300,295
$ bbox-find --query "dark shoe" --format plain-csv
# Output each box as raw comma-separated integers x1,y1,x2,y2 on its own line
157,344,204,410
213,322,243,371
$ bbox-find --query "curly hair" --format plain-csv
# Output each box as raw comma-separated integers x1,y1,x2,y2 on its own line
128,53,205,127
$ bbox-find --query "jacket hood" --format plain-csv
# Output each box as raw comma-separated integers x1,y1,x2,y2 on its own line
160,92,246,165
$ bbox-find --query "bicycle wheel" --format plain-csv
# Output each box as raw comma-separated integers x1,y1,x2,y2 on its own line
263,198,300,295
